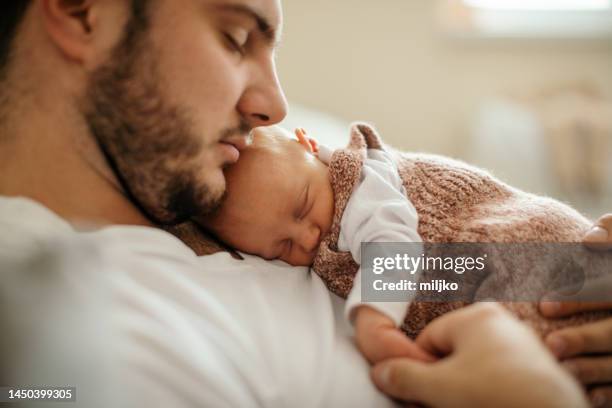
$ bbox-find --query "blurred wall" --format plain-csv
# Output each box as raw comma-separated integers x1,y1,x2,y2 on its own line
276,0,612,156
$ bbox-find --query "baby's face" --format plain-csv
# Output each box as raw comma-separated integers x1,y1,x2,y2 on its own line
202,126,335,266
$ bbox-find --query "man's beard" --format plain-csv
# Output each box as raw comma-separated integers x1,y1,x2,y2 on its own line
82,7,244,225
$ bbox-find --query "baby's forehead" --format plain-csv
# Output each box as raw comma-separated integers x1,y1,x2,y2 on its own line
227,131,298,187
237,130,303,171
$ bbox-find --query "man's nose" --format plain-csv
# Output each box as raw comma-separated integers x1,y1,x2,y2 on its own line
238,60,288,128
297,224,321,254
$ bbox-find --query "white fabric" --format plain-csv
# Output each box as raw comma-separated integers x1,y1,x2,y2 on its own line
0,196,399,408
318,145,422,327
317,144,335,164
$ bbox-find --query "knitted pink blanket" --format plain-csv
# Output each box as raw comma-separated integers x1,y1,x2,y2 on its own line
312,123,611,338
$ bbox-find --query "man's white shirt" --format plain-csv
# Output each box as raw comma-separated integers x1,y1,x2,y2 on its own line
0,196,399,408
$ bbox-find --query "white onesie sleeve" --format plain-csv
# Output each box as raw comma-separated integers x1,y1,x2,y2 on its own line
322,146,422,327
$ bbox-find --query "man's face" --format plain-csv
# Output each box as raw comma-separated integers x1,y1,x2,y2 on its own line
84,0,287,224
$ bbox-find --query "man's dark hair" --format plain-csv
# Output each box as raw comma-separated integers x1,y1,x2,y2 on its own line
0,1,148,79
0,1,33,76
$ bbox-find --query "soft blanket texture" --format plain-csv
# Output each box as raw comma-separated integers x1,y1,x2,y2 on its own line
312,122,611,338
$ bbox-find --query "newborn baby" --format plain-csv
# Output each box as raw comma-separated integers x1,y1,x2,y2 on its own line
202,122,611,365
201,125,429,364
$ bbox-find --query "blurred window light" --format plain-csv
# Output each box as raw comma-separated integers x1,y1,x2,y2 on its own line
463,0,611,11
438,0,612,39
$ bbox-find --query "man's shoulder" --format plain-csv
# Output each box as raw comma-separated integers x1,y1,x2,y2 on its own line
0,195,232,256
0,195,73,235
163,221,238,257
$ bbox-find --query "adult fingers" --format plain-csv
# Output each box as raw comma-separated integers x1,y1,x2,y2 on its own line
415,303,510,356
545,318,612,358
540,301,612,318
563,356,612,385
590,386,612,408
594,214,612,231
539,275,612,318
379,330,436,363
584,214,612,251
371,358,441,404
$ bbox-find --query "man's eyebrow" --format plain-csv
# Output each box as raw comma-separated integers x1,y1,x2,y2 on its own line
214,3,280,46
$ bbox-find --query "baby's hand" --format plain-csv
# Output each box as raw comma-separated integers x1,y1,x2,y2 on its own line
295,128,319,154
353,305,435,365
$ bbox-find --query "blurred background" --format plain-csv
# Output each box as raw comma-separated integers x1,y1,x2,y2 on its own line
277,0,612,218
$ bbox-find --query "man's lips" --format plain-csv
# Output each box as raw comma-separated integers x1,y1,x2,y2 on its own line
222,133,252,151
217,129,252,165
219,142,240,164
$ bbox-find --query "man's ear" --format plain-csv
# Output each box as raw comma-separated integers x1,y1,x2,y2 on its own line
41,0,100,64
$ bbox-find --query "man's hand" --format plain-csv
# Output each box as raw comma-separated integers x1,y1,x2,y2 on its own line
583,214,612,251
371,303,588,408
538,213,612,317
541,298,612,407
353,306,434,364
538,214,612,318
538,214,612,406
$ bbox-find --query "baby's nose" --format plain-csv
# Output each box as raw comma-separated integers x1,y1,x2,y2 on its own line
299,225,321,253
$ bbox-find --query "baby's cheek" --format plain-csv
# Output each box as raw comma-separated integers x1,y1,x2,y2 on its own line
286,251,314,267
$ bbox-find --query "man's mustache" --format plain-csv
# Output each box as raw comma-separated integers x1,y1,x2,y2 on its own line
220,119,253,142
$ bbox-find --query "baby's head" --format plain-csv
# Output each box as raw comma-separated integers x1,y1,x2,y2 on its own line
200,126,334,266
